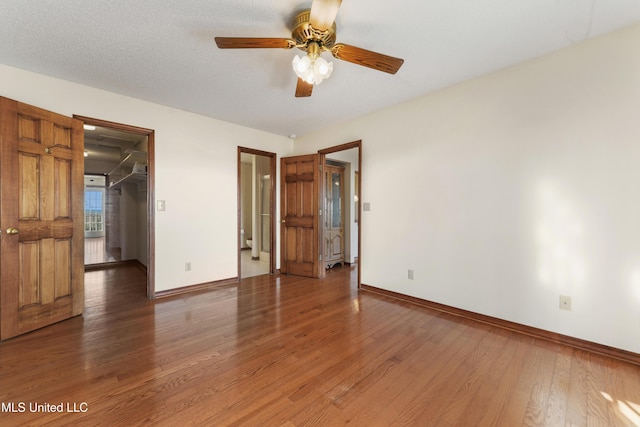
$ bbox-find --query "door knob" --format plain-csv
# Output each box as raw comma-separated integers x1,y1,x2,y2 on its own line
6,227,19,235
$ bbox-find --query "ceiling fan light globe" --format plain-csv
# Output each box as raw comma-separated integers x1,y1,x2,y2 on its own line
314,57,333,78
302,69,316,84
293,52,334,86
292,55,311,75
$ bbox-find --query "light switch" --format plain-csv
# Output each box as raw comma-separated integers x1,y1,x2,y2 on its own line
363,202,371,211
157,200,166,211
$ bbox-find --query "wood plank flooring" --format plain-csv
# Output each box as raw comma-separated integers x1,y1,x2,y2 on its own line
1,265,639,426
84,236,121,265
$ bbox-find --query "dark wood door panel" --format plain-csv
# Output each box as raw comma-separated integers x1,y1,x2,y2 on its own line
0,96,84,340
280,154,320,278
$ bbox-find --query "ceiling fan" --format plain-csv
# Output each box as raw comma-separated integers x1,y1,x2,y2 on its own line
215,0,404,97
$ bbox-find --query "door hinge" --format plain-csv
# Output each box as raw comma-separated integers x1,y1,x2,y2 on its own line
319,209,322,216
319,254,323,261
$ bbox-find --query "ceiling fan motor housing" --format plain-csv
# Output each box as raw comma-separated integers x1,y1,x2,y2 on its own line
291,10,337,51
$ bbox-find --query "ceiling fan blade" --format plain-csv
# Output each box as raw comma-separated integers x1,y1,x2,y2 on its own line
309,0,342,30
215,37,294,49
331,43,404,74
295,78,313,97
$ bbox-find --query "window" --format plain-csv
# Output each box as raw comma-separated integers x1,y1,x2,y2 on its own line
84,189,104,235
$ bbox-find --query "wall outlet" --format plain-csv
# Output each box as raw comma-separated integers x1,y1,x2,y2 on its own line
408,269,414,280
559,295,572,311
185,262,191,272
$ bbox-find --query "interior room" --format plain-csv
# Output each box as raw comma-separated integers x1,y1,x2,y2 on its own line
324,147,359,269
1,1,640,425
239,151,274,278
83,126,149,268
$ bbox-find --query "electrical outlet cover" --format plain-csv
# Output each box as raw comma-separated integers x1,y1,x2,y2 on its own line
559,295,572,311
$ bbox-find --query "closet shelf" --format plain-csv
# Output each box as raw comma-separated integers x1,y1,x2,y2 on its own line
108,149,148,190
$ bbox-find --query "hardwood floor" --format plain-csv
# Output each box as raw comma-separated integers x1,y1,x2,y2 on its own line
84,236,121,265
1,265,639,426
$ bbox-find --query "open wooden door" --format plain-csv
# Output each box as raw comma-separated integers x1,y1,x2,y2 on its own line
0,97,84,340
280,154,323,278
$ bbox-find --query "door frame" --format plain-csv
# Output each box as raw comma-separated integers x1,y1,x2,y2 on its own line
237,146,277,279
318,140,362,288
74,115,156,299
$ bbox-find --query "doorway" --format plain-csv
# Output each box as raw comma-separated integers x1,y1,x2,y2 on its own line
278,140,361,285
238,147,276,279
319,140,362,287
76,115,156,299
323,160,346,269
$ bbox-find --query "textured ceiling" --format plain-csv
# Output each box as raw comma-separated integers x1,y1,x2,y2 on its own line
1,1,639,137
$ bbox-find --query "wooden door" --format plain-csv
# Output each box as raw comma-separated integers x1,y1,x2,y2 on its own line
0,97,84,340
280,154,322,278
324,164,344,268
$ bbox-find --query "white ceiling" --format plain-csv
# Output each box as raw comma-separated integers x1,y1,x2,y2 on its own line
1,1,639,137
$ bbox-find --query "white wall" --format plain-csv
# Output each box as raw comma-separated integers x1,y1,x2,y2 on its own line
0,64,292,292
136,186,148,266
3,22,639,354
120,182,138,261
293,24,640,354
